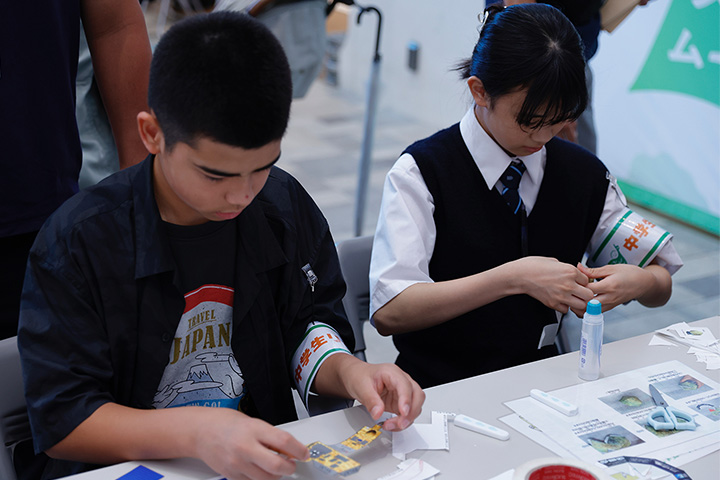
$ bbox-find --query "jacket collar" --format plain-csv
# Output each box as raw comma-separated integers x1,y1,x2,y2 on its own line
130,156,288,280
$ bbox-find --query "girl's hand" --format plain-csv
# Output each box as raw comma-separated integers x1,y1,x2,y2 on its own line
577,262,671,310
512,256,594,316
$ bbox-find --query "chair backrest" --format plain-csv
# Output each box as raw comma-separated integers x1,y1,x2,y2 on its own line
0,336,30,480
336,235,373,362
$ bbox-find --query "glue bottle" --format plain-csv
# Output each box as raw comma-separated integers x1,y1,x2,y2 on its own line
578,299,603,381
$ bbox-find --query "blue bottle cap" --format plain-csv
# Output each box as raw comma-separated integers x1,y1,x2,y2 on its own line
586,299,602,315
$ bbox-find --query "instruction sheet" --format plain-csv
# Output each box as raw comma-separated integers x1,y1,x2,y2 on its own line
503,361,720,466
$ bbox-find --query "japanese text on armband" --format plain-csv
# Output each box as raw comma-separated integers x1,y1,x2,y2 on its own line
292,323,351,404
588,209,672,268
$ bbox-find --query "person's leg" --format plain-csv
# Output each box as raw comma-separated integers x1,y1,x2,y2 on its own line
0,231,38,339
577,64,597,155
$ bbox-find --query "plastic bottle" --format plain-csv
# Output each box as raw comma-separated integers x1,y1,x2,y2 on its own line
578,299,603,381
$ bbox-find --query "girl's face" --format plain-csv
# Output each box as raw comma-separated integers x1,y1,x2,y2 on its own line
468,76,569,157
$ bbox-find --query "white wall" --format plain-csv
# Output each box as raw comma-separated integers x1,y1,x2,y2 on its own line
592,0,719,225
337,0,486,129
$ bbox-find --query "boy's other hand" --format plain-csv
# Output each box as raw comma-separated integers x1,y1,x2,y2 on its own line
315,354,424,432
195,408,309,480
345,360,425,432
512,256,594,316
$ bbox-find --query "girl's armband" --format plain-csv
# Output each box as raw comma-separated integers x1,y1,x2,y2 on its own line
588,208,672,268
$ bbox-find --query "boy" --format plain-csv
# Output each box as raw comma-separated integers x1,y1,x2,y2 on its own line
18,12,423,479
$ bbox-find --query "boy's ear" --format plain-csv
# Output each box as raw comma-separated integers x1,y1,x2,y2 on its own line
467,76,491,108
137,111,164,154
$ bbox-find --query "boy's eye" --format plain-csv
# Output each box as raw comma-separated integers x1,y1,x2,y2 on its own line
204,175,224,182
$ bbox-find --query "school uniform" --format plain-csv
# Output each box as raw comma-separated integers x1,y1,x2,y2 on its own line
370,108,682,388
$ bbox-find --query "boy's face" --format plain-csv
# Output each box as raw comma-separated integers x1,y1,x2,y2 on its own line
152,136,281,226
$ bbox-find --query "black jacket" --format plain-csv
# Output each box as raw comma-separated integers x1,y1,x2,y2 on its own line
18,156,353,478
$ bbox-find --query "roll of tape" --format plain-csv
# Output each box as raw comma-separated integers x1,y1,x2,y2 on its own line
513,457,613,480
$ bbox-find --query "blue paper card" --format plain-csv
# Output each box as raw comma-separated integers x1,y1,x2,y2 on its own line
116,465,164,480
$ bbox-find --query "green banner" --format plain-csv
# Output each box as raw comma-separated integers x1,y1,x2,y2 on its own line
632,0,720,106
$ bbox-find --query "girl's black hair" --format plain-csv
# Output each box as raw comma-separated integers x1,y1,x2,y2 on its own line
148,12,292,150
457,3,588,129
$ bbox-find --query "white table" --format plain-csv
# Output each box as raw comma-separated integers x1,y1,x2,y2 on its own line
61,316,720,479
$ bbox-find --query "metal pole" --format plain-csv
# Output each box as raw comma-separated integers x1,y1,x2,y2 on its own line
353,5,382,237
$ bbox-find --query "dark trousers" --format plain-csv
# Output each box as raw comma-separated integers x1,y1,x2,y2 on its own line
0,231,38,340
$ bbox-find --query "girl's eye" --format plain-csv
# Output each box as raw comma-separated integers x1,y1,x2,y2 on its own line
205,175,223,183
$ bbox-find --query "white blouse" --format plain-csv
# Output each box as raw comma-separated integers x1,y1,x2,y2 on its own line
369,108,683,320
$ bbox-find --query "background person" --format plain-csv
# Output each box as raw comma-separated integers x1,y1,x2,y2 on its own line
0,0,151,340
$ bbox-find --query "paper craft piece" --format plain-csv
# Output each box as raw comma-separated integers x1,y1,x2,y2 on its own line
375,459,440,480
392,411,449,458
653,322,720,370
688,348,720,370
307,441,362,476
504,361,720,468
339,424,384,452
303,423,385,477
658,323,719,348
116,465,164,480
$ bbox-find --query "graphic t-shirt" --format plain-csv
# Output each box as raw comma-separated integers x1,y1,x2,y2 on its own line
153,220,245,410
153,284,245,409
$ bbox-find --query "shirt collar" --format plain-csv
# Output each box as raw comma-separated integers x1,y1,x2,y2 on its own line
130,156,288,279
132,155,175,279
459,107,544,190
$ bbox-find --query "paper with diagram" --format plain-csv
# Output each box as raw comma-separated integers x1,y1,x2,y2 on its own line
503,361,720,466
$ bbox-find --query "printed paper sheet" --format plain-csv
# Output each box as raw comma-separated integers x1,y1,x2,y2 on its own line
504,361,720,466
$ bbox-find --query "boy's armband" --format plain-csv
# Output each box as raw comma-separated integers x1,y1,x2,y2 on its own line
588,209,672,268
291,323,351,405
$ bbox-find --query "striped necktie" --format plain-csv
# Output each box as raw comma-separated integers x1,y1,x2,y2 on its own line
500,160,526,215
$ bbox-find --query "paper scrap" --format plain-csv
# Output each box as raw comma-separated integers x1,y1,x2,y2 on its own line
649,335,678,347
485,469,514,480
392,411,448,458
652,321,720,369
375,459,440,480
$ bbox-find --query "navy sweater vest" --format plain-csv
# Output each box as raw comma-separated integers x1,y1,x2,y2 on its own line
395,124,608,388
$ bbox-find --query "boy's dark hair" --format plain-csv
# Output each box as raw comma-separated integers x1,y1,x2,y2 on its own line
148,12,292,150
457,3,588,129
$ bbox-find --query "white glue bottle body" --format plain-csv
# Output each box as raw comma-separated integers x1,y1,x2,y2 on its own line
578,299,603,381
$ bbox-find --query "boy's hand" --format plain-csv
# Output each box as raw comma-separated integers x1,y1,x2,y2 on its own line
315,354,424,432
195,407,309,480
513,256,594,316
577,262,671,311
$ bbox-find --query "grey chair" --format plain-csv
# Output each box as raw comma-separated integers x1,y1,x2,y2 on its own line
336,235,373,362
303,236,374,417
0,336,31,480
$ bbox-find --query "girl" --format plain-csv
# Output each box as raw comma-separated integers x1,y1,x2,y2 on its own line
369,4,681,388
